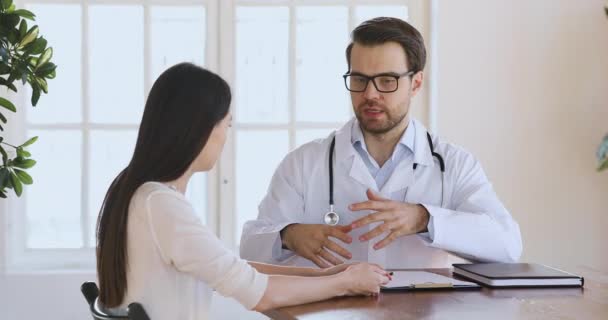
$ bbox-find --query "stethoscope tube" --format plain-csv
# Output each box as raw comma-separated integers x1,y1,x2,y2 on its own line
325,137,339,225
324,131,446,226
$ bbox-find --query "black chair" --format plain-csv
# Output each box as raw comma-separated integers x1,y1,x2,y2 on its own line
80,282,150,320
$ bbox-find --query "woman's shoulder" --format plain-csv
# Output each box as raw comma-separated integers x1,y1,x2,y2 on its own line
130,182,191,216
135,181,184,200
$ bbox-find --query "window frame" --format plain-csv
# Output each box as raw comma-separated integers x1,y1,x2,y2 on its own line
7,0,220,271
218,0,428,247
5,0,431,270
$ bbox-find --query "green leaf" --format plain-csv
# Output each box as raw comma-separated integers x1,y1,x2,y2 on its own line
1,0,13,11
21,136,37,147
7,27,18,44
14,168,32,185
16,147,31,158
24,37,46,55
46,69,56,79
18,25,38,48
36,62,56,78
6,68,18,83
0,96,16,112
27,56,37,67
36,77,48,93
12,158,35,169
1,14,19,30
12,9,35,20
31,84,40,106
0,63,10,74
9,170,22,196
18,18,27,38
0,145,7,164
21,35,45,54
0,110,6,124
599,157,608,172
0,77,17,91
0,168,8,187
37,47,52,67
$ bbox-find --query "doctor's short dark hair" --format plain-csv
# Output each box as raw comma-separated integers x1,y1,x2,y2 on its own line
345,17,427,74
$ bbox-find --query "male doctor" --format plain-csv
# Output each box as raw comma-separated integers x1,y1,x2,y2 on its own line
240,17,522,269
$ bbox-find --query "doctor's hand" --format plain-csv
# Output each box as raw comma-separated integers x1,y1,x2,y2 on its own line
281,223,353,268
349,189,430,250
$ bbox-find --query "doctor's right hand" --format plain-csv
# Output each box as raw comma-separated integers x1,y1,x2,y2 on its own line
280,223,353,268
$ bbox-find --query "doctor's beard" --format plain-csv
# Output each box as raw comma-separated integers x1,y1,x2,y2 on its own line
355,100,409,135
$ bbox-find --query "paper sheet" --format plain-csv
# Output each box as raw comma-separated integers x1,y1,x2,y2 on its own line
382,271,478,289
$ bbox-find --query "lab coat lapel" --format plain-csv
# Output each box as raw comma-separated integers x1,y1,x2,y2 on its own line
334,119,378,190
412,119,435,169
379,160,414,194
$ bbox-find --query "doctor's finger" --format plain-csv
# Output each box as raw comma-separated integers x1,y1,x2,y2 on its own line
349,200,393,212
373,232,400,250
350,211,391,229
324,240,352,260
318,249,343,266
327,227,353,243
359,221,399,241
335,224,353,234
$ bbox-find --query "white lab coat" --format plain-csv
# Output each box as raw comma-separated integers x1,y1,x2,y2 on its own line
240,118,522,268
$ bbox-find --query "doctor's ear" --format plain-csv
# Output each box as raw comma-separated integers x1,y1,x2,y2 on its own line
410,72,424,96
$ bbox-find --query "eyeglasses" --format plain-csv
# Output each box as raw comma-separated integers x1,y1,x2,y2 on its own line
342,71,415,93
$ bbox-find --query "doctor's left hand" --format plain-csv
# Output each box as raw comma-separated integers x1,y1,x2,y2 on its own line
349,189,430,250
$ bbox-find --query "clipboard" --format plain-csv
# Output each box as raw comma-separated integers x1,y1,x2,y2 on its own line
381,271,481,291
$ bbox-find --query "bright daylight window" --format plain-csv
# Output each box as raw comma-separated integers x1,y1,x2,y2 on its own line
6,0,417,270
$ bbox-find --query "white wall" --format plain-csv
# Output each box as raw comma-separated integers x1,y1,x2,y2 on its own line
2,0,607,318
436,0,608,271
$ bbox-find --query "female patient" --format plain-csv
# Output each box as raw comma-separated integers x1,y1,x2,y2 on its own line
96,63,390,319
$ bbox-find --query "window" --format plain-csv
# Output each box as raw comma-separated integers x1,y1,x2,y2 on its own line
6,0,423,269
8,0,216,270
224,0,417,246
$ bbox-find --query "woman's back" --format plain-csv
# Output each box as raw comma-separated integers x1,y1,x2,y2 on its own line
118,181,267,319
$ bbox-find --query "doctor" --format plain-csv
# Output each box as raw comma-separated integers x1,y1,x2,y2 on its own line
240,17,522,269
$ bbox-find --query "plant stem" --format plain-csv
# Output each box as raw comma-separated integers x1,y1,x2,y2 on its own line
1,141,18,149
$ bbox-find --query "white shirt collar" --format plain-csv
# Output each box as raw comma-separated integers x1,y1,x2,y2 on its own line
350,118,416,161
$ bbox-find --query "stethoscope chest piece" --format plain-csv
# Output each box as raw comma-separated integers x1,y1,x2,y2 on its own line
324,210,339,226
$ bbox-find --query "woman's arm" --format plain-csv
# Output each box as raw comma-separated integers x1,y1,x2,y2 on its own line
253,263,389,312
248,261,351,277
144,191,388,311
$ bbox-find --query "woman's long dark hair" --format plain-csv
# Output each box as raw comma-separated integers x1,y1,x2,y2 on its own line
96,63,231,307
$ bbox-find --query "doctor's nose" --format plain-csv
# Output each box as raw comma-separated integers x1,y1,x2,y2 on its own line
363,80,381,100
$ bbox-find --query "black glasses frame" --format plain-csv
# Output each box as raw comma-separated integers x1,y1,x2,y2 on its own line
342,71,415,93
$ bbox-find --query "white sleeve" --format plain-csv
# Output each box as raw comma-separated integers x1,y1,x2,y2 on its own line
145,191,268,310
421,152,523,263
240,150,305,264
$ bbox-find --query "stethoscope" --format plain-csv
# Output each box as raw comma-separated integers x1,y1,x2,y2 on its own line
324,131,446,225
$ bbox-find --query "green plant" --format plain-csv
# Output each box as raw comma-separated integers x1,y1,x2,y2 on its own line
599,135,608,172
602,3,608,172
1,0,56,198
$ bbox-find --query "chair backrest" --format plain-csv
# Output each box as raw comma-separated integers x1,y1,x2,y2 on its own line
80,282,151,320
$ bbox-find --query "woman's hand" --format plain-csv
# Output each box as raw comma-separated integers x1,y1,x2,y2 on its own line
337,263,391,296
